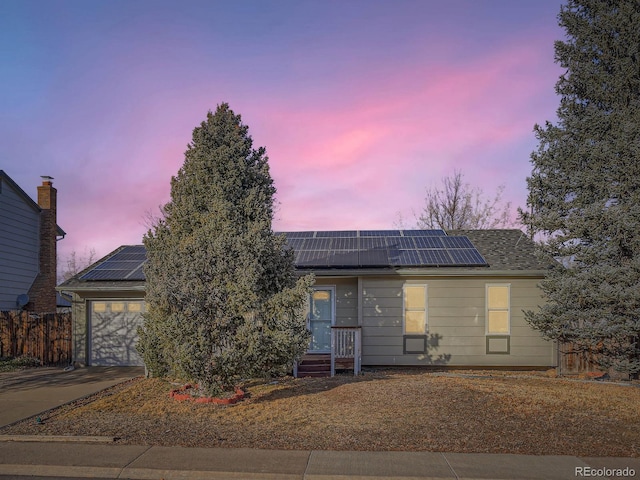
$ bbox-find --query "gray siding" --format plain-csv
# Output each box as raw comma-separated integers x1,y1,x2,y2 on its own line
313,277,358,327
360,276,554,368
0,179,39,310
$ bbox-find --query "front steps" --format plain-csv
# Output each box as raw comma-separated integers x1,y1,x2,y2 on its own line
296,354,331,377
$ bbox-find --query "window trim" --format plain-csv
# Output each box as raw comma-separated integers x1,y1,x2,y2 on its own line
486,283,511,335
486,335,511,355
403,283,428,335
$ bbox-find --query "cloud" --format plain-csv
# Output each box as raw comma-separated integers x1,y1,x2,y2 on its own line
261,38,559,231
10,3,563,263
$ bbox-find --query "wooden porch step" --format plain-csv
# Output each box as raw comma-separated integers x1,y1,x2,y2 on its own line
296,354,331,378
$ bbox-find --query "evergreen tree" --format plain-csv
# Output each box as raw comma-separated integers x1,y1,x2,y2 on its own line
521,1,640,375
138,103,313,394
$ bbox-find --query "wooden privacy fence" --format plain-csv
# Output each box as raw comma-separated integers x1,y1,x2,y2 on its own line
0,311,72,366
558,342,600,375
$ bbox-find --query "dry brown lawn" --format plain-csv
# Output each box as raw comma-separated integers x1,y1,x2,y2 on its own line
2,370,639,457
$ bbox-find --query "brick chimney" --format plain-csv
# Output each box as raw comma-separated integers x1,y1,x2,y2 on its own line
27,177,58,312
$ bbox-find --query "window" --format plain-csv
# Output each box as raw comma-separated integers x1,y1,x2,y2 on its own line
92,302,106,313
404,284,427,334
486,284,510,334
111,302,125,313
128,302,143,313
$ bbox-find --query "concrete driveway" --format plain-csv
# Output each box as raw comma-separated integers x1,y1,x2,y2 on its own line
0,366,144,427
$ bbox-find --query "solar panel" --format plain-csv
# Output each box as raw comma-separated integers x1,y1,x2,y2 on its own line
391,249,422,266
419,249,454,265
441,236,474,249
448,248,487,265
326,250,360,266
94,261,142,271
127,264,146,280
107,252,145,261
80,269,133,281
285,238,306,250
282,231,315,238
386,237,416,249
360,230,400,237
315,230,357,238
413,236,444,248
304,238,333,250
78,231,488,280
80,245,147,281
277,232,487,268
402,230,446,236
359,237,387,249
296,250,331,266
332,237,358,250
359,249,390,266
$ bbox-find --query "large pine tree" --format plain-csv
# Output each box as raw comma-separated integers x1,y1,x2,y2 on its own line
522,1,640,376
138,103,313,395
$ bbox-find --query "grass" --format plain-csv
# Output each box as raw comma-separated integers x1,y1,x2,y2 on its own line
0,356,41,372
2,369,639,457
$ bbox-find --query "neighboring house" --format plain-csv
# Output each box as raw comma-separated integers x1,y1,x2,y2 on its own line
0,171,65,312
56,292,73,313
59,229,556,371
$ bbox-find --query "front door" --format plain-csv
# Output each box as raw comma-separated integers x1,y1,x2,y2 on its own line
308,287,335,352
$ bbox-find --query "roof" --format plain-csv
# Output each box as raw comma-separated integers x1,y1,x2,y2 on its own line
58,245,147,291
59,229,551,292
281,230,487,269
0,170,66,237
450,229,553,271
56,292,72,307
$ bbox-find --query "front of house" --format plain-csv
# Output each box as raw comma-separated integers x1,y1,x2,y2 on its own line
59,229,556,371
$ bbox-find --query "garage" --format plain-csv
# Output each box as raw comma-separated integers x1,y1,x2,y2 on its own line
88,300,145,366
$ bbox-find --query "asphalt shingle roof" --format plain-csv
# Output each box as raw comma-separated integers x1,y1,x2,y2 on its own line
58,229,551,292
450,229,554,271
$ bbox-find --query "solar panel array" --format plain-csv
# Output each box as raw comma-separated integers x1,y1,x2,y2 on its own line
282,230,487,268
80,245,147,281
79,231,487,281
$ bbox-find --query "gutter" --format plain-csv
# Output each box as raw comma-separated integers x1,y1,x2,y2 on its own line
55,284,146,293
300,268,548,278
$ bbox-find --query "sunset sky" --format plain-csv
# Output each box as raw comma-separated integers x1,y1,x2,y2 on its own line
0,0,565,267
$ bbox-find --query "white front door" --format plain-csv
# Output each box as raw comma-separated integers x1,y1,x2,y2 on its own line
308,287,335,353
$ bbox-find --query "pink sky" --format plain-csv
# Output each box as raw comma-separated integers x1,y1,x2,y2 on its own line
0,1,565,269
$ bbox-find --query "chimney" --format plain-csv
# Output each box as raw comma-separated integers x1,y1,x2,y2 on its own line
27,176,58,312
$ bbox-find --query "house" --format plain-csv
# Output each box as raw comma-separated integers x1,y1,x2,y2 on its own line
56,291,73,313
0,171,65,312
59,229,556,372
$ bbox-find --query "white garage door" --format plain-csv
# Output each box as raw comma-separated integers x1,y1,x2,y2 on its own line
89,300,145,366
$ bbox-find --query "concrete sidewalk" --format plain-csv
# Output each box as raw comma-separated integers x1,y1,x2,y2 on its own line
0,366,144,427
0,441,638,479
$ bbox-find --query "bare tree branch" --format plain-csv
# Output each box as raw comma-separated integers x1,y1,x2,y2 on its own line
417,170,514,230
58,247,97,283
